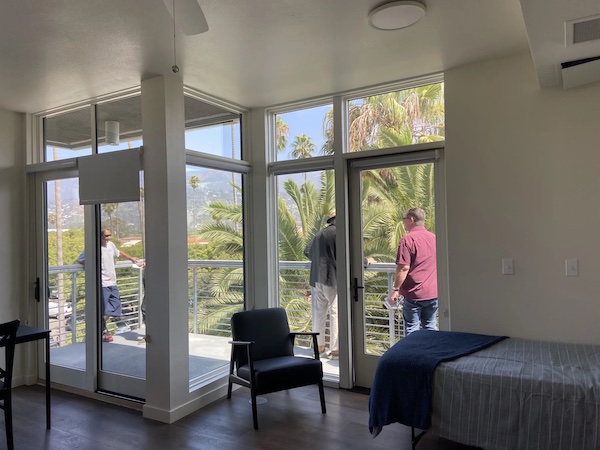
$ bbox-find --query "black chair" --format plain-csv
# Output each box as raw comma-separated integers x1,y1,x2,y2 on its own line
0,320,20,450
227,307,326,429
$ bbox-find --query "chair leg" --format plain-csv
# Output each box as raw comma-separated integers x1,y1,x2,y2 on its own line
227,378,233,399
5,398,13,450
250,392,259,430
318,380,326,414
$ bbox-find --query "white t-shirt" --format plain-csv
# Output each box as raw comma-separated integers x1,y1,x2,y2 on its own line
101,241,120,287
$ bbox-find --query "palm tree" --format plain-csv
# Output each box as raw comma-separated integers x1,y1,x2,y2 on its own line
192,195,244,335
195,172,334,332
189,175,200,229
291,134,315,159
102,203,119,234
290,134,316,182
322,83,444,154
276,116,289,154
319,83,442,257
361,163,435,262
276,172,334,331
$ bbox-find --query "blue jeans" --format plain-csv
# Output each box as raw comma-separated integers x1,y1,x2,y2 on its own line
402,298,438,335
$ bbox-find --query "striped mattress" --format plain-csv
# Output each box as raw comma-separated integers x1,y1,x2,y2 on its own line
429,338,600,450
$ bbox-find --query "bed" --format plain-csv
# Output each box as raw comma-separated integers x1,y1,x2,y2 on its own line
368,330,600,450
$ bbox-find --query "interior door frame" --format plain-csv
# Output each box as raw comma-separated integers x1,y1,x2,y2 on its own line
347,147,448,388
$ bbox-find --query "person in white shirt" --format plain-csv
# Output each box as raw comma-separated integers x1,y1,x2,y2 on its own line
77,227,139,342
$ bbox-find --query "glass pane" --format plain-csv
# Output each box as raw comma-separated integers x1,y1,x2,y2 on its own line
275,170,338,378
97,95,143,153
347,83,445,152
45,107,92,162
98,195,146,378
47,177,86,370
184,96,241,159
360,163,435,356
186,165,244,384
275,104,332,161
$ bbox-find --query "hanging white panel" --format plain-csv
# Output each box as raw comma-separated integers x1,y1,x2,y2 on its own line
78,149,141,205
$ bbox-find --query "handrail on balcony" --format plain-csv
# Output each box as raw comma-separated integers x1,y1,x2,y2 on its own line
47,260,400,353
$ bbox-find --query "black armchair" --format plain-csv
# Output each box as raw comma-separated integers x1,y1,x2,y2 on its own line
227,307,326,429
0,319,20,450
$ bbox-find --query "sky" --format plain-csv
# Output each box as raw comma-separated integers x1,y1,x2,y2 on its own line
277,104,331,161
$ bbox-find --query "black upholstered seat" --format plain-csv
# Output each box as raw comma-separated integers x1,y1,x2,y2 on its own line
227,307,326,429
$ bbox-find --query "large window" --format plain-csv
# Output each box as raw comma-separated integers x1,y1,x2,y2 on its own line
275,169,338,379
183,92,246,386
96,95,143,153
347,83,444,152
186,164,244,384
45,107,92,162
44,94,144,162
276,169,335,326
184,95,241,159
275,104,332,161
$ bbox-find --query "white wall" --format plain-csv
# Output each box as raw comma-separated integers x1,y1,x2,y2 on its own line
0,108,28,380
0,108,25,321
445,52,600,343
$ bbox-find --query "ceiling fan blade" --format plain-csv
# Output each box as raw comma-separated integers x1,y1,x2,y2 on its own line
162,0,209,35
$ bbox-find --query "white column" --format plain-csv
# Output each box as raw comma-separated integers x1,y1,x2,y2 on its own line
246,108,276,309
140,76,189,422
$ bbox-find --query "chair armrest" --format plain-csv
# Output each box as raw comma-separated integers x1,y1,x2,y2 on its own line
290,333,321,359
228,340,256,376
229,340,255,346
291,332,319,337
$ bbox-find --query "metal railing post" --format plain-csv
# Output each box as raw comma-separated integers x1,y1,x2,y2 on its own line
137,269,144,326
192,266,198,334
71,272,78,343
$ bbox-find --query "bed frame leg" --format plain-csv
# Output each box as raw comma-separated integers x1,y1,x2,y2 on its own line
411,427,427,450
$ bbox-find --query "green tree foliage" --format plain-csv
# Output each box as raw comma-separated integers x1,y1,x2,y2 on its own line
290,134,315,159
321,83,444,154
276,116,289,153
47,228,85,266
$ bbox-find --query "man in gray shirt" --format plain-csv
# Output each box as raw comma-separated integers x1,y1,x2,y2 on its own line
304,215,338,358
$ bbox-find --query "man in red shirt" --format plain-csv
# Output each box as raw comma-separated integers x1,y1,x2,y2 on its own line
388,207,438,334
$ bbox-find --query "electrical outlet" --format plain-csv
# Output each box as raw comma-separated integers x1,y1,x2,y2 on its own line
565,259,578,277
502,258,514,275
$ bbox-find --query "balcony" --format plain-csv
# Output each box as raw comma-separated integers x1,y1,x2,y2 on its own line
48,260,404,384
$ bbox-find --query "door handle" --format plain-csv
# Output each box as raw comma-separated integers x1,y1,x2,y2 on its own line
352,277,364,302
34,277,40,302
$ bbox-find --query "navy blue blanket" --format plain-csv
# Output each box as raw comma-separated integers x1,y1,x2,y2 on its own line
368,330,508,433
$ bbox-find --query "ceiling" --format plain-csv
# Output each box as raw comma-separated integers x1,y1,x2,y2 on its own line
1,0,600,115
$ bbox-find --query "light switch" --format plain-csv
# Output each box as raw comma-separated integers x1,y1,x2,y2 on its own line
565,259,578,277
502,258,514,275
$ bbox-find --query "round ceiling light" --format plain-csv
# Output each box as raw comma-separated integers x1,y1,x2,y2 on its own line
368,1,426,30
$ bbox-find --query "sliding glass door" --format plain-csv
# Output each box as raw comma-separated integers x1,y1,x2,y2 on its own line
36,168,146,399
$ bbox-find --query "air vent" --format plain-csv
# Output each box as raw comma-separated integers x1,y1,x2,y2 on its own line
566,15,600,45
574,18,600,43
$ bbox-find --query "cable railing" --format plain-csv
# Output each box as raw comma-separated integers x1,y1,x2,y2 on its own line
48,260,402,354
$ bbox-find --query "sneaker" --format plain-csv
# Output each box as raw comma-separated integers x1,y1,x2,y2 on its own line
329,351,339,360
102,333,113,342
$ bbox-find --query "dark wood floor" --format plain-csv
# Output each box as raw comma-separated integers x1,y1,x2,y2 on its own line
6,384,478,450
